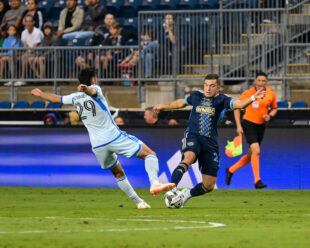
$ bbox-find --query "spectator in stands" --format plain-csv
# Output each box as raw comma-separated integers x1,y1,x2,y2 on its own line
0,0,9,27
21,0,44,31
168,117,180,126
32,22,60,79
144,107,165,126
0,0,26,33
57,0,84,38
75,13,115,70
142,29,159,78
101,22,137,74
64,111,80,125
160,14,175,75
0,24,22,79
91,13,115,44
81,0,106,31
114,115,125,126
20,14,43,80
44,113,57,126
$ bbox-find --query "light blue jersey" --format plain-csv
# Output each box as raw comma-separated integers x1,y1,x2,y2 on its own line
61,85,121,149
61,84,142,169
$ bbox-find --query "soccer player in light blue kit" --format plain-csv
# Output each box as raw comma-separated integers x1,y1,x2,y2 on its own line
31,68,175,209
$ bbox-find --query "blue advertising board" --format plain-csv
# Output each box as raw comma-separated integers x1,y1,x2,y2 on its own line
0,127,309,189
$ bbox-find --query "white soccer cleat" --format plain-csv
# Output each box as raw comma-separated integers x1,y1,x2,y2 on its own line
150,183,176,195
137,201,151,209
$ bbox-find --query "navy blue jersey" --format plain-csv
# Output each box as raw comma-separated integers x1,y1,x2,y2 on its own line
185,91,234,144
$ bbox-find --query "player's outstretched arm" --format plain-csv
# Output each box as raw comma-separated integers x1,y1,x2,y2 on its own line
232,87,266,109
31,88,61,103
77,84,97,96
153,99,186,113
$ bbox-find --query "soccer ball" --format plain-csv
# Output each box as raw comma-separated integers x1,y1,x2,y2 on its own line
164,190,183,209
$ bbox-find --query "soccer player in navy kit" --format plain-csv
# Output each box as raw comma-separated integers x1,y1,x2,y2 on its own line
153,74,266,207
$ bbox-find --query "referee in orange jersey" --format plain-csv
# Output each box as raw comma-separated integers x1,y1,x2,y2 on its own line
225,72,278,189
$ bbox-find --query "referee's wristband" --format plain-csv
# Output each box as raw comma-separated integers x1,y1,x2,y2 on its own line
251,95,256,101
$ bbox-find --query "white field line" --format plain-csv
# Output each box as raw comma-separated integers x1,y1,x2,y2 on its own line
0,216,225,234
0,222,225,234
0,216,207,224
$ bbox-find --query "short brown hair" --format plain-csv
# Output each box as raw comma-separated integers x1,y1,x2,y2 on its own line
204,74,220,84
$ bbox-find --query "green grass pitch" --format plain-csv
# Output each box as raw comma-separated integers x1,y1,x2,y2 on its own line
0,187,309,248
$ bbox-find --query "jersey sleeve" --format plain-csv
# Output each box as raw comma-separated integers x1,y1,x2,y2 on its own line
61,93,76,105
270,92,278,109
223,95,234,110
185,91,198,105
91,85,104,99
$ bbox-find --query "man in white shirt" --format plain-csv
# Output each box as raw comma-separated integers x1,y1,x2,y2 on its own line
21,14,43,79
31,68,175,209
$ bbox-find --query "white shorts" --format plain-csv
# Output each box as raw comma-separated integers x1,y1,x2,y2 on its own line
92,132,142,170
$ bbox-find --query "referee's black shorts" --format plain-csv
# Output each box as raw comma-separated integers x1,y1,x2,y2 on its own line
242,119,265,145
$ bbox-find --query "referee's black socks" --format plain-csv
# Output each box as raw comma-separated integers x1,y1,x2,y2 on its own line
171,162,189,185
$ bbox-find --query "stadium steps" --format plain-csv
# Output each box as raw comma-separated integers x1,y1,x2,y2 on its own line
241,33,279,44
183,64,219,75
203,54,240,66
288,63,310,74
289,13,310,25
302,3,310,13
259,23,295,33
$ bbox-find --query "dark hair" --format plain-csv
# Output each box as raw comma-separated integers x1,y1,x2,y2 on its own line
204,74,220,84
6,24,19,39
28,0,38,5
25,14,35,22
78,67,96,86
145,107,158,117
256,71,268,79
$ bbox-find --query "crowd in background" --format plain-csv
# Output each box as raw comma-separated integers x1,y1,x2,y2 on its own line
0,0,176,84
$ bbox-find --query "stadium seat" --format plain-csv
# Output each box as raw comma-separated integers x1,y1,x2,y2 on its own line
157,0,178,10
291,101,308,108
195,0,219,9
0,101,11,109
30,100,45,109
277,101,289,108
120,0,141,17
50,1,66,20
138,0,159,11
123,17,138,33
13,101,29,109
38,1,54,19
176,0,198,9
46,102,62,109
106,0,124,17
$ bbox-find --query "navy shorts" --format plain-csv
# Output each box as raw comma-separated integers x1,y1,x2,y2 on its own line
182,132,219,177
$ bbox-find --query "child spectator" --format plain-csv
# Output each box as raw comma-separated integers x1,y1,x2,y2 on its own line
0,24,22,79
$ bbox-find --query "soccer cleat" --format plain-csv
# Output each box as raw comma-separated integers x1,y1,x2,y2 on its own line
225,167,234,185
150,183,176,195
255,180,267,189
137,201,151,209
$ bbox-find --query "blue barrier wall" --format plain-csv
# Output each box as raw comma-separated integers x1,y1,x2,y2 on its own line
0,127,309,189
